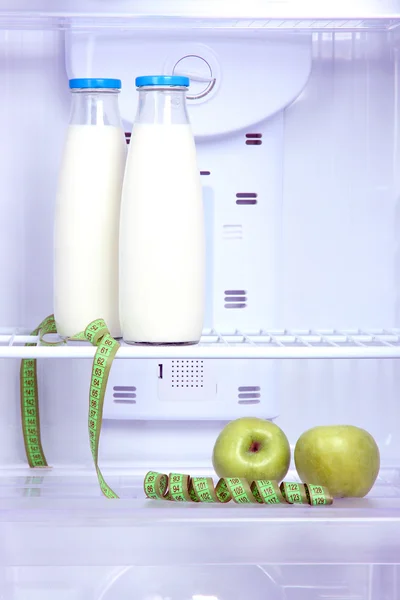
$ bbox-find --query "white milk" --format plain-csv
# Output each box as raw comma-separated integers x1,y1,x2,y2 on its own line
54,125,126,338
120,123,205,344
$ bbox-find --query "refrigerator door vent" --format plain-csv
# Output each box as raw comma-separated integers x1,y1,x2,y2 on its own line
224,290,247,309
246,133,263,146
236,192,258,205
113,386,137,404
238,386,261,404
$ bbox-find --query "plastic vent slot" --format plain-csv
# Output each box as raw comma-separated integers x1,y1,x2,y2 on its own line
224,290,247,309
238,386,261,405
246,133,263,146
113,385,136,403
236,193,258,205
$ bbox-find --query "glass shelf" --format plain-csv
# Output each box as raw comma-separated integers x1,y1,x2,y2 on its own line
0,465,399,566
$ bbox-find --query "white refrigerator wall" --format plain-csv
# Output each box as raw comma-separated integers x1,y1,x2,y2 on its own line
0,30,400,471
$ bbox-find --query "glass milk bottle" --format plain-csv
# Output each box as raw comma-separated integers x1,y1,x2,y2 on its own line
120,75,205,345
54,78,127,338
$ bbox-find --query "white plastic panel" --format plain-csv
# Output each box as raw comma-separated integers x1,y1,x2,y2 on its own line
66,33,312,137
281,32,398,331
0,30,68,331
0,361,26,467
198,116,284,328
104,357,277,420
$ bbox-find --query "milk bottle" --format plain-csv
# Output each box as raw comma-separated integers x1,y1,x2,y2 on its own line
120,75,205,345
54,78,126,337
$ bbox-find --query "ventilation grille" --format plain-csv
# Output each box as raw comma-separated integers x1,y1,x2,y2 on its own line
246,133,263,146
238,386,261,405
224,290,247,309
172,360,204,388
113,385,136,403
236,193,257,205
223,224,243,240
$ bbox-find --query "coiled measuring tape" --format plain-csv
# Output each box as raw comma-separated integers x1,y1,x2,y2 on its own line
144,472,332,505
20,315,333,505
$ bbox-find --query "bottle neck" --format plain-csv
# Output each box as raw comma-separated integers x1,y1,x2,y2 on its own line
69,89,122,127
135,86,189,125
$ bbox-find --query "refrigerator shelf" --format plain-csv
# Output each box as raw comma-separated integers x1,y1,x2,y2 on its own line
1,0,400,31
1,17,399,32
2,328,400,359
0,465,400,565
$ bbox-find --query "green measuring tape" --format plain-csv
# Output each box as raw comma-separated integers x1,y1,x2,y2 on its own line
20,315,333,505
144,472,333,505
21,314,120,498
20,315,58,469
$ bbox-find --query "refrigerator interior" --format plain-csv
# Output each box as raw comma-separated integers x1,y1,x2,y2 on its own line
1,1,400,598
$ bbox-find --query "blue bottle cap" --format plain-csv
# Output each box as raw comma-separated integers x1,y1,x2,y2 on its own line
69,78,122,89
135,75,190,88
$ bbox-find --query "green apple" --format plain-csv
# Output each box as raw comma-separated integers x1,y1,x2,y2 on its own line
212,417,291,482
295,425,380,498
